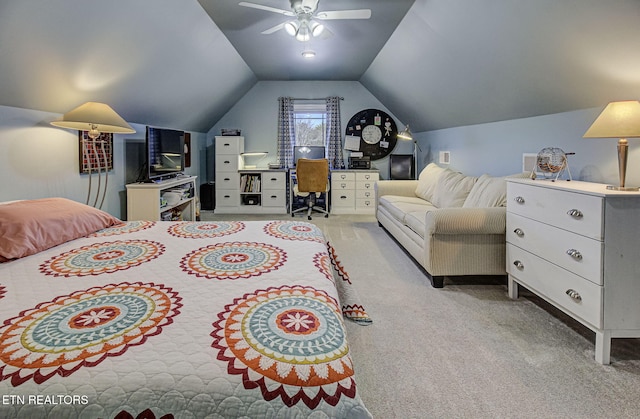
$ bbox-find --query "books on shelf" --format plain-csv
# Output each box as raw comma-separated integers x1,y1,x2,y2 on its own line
240,174,261,192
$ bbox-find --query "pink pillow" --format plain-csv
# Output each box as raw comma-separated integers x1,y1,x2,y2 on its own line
0,198,121,262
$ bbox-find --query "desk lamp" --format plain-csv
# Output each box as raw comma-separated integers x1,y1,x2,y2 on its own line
241,151,268,169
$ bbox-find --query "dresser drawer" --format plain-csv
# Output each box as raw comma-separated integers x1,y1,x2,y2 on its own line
357,189,375,200
356,172,379,182
332,190,355,207
262,172,286,190
216,171,240,191
507,213,604,285
357,180,376,191
356,198,376,209
507,244,603,328
332,171,356,182
216,190,239,207
507,182,604,240
262,191,286,207
215,154,240,172
332,179,355,191
215,136,243,154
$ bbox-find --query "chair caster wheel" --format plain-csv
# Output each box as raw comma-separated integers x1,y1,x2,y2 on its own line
308,216,312,220
324,214,329,218
291,213,295,217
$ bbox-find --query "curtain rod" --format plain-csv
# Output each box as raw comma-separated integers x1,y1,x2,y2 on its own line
278,97,344,101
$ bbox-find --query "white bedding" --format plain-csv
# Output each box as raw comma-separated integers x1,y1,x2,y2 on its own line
0,219,371,418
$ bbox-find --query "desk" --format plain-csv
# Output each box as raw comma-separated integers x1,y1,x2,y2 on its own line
288,169,330,215
331,169,379,214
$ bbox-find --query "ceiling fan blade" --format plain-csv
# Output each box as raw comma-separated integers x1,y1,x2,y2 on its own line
315,9,372,20
238,2,295,16
261,22,286,35
318,25,333,40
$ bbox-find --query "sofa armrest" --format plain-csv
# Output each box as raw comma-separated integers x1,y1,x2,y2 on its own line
375,180,418,199
425,207,506,235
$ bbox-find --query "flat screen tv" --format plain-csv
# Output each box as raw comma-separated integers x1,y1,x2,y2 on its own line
390,154,414,180
146,126,185,181
293,146,325,166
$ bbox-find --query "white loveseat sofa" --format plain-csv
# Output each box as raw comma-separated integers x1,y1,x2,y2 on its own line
375,163,527,288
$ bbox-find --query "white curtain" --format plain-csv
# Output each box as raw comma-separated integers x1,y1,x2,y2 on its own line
325,97,344,170
277,97,296,168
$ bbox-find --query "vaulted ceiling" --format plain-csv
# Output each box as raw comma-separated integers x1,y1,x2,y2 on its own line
0,0,639,134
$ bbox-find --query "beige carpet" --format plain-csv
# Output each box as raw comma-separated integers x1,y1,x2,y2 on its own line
201,211,640,418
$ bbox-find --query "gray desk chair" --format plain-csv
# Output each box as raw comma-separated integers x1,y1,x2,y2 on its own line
292,158,330,220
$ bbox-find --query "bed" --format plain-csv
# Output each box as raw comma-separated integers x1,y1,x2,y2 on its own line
0,198,372,418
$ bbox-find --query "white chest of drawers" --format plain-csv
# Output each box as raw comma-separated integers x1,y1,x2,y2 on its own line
506,179,640,364
330,170,379,214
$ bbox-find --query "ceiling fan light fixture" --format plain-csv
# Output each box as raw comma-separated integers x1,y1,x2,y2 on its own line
301,50,316,58
310,21,324,37
284,20,298,36
295,23,311,42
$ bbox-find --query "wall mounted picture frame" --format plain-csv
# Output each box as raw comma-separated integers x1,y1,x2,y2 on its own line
79,131,113,174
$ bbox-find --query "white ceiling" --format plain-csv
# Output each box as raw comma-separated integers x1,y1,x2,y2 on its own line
0,0,639,134
198,0,415,81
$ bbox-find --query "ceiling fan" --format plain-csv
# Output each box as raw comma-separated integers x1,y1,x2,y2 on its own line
239,0,372,42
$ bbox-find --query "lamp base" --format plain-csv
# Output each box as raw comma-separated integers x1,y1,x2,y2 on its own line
606,185,639,191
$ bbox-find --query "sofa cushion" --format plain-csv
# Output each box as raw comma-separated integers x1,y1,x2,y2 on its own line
462,174,507,207
405,210,428,240
432,169,477,208
415,163,446,202
379,195,435,224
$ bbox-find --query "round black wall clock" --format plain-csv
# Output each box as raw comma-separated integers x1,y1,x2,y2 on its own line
345,109,397,160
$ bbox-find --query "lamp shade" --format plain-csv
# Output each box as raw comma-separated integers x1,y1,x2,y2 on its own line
583,101,640,138
397,125,413,141
51,102,135,134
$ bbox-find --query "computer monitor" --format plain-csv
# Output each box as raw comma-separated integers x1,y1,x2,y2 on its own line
294,146,325,166
390,154,414,180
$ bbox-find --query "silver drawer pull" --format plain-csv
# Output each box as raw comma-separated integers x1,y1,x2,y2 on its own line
567,209,583,218
513,260,524,270
566,249,583,260
566,289,582,302
514,196,525,204
513,228,524,237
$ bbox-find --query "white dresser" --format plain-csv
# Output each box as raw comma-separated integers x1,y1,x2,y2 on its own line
506,178,640,364
330,170,379,214
213,136,287,214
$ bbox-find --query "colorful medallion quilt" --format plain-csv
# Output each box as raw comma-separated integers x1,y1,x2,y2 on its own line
0,220,371,418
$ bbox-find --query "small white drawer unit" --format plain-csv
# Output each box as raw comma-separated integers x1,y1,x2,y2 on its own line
506,179,640,364
214,136,243,211
261,171,287,209
331,170,379,214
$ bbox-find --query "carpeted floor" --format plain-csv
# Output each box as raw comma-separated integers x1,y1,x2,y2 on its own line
201,211,640,418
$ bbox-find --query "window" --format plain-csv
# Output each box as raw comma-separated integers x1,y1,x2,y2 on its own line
293,102,327,146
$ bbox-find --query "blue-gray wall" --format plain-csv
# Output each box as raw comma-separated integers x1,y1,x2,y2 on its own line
205,80,411,182
416,106,640,187
0,105,203,219
2,97,638,218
